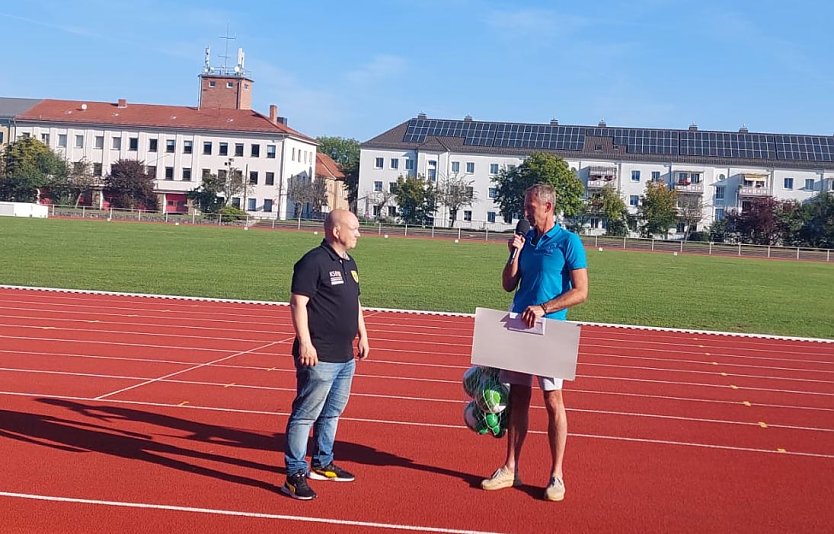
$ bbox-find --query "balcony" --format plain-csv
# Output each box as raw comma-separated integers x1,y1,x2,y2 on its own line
674,182,704,194
587,178,615,189
739,185,769,197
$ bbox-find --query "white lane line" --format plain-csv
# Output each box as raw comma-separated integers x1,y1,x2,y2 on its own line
1,390,833,459
94,340,285,400
0,491,499,534
582,362,834,385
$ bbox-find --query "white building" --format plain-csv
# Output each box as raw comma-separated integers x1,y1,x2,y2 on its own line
9,50,318,220
360,116,834,234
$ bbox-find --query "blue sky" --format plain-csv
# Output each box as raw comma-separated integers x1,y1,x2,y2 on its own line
2,0,833,142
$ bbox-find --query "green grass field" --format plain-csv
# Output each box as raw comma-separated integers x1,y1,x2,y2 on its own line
1,217,832,339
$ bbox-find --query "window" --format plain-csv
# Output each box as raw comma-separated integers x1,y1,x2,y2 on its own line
226,81,234,89
202,168,210,179
805,178,815,190
251,144,260,157
129,137,138,151
209,80,216,88
95,136,104,149
263,199,273,212
629,195,639,207
374,181,383,192
691,173,701,184
219,142,228,156
267,145,276,159
466,186,474,197
232,197,241,209
247,198,256,211
93,163,102,177
374,157,384,169
388,206,397,217
373,206,381,217
0,132,3,143
218,169,227,180
182,168,192,181
112,137,121,150
149,138,158,152
146,165,156,179
466,162,475,173
490,163,499,175
183,140,193,154
783,177,794,190
41,133,50,145
250,171,258,185
464,210,472,222
428,161,437,181
405,159,415,171
390,158,398,170
651,171,661,181
487,212,496,223
201,141,212,155
451,161,460,173
489,188,498,199
676,222,686,233
74,135,84,148
58,134,67,147
631,170,641,182
715,186,725,200
166,139,175,153
389,182,396,193
265,172,275,185
234,143,244,157
677,172,689,184
292,148,296,161
715,208,725,220
165,167,174,180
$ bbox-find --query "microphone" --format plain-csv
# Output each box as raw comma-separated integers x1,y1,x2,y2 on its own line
508,219,531,263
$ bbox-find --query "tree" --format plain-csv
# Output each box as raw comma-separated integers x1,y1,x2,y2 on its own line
287,175,328,218
103,160,158,210
725,197,782,245
188,173,225,213
0,137,69,202
317,136,360,212
492,152,583,221
579,185,629,236
797,192,834,248
677,194,707,241
638,181,678,238
392,174,437,225
437,174,475,227
220,164,248,207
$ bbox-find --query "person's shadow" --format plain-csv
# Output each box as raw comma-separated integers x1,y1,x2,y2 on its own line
1,398,481,493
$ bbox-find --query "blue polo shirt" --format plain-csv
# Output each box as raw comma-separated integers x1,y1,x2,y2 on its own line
512,225,587,321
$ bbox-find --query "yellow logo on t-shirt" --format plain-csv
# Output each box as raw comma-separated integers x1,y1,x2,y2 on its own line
351,270,359,283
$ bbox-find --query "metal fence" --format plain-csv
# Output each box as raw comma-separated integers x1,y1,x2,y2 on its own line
46,205,832,262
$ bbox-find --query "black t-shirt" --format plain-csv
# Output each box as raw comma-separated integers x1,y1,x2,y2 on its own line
290,240,360,363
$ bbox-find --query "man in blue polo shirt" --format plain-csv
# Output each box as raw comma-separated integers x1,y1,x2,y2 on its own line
282,209,370,501
481,183,589,502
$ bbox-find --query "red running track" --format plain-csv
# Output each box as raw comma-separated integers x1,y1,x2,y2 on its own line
0,286,832,533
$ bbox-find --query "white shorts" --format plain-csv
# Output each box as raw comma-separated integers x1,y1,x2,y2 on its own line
499,369,563,392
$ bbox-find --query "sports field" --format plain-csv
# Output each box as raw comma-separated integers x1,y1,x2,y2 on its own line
0,217,831,338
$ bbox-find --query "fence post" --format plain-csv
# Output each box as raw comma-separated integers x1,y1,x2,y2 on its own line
218,214,222,226
458,227,461,240
623,236,626,249
192,212,196,224
594,235,598,248
738,243,742,256
109,207,113,220
404,224,408,237
680,240,684,252
138,210,142,221
297,217,301,230
796,247,800,260
767,246,771,258
485,228,489,241
378,222,381,235
165,213,169,223
651,239,655,251
82,206,86,218
272,218,276,229
709,242,713,255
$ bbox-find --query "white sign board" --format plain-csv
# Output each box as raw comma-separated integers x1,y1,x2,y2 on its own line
470,307,581,380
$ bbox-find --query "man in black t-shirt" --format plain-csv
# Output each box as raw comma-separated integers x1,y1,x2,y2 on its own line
281,209,370,501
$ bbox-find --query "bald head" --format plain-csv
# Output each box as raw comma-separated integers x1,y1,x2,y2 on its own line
325,209,361,253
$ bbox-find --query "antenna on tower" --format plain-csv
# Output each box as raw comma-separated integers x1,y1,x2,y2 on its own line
236,48,245,74
203,46,212,73
218,24,236,75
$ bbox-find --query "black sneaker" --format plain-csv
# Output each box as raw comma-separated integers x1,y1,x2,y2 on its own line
308,463,355,482
281,472,317,500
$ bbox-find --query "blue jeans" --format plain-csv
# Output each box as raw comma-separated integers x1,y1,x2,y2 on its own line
284,359,355,476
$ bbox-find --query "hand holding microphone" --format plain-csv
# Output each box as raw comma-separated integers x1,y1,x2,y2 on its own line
508,219,531,263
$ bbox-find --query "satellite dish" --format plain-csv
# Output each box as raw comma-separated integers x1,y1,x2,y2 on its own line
80,103,88,111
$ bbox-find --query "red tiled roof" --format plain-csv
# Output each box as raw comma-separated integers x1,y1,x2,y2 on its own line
17,99,314,142
315,152,345,180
